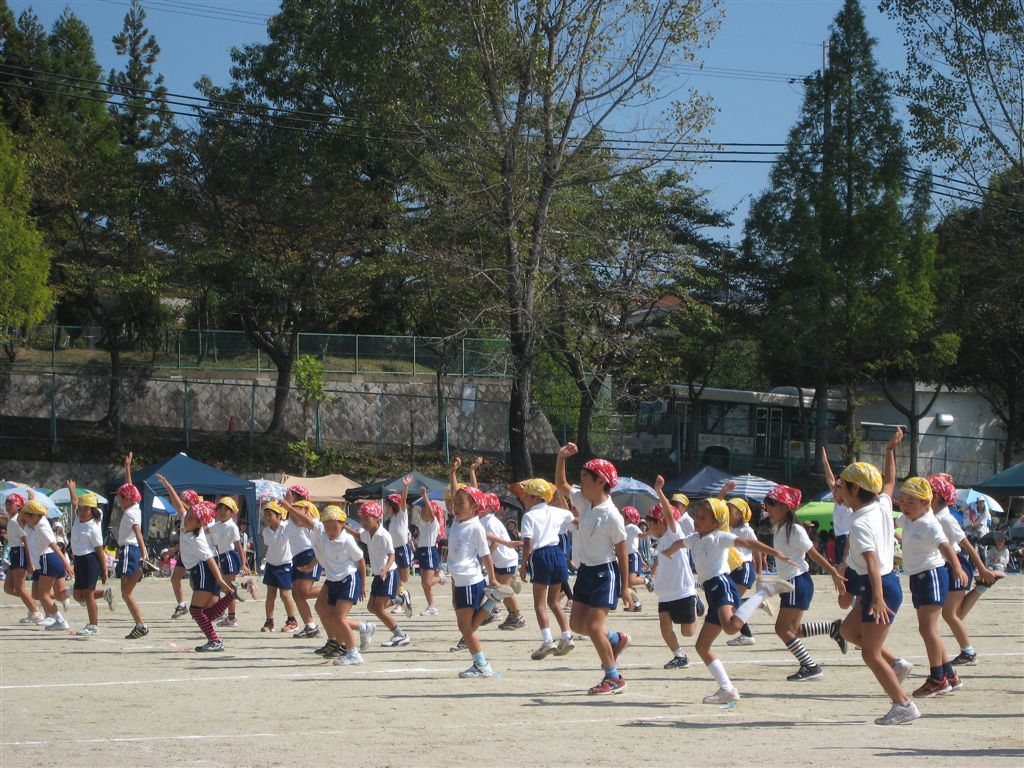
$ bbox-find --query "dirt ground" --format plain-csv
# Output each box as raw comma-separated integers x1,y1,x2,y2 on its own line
1,574,1022,768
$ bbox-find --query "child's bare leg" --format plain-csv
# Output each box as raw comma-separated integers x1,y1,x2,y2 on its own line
120,572,144,625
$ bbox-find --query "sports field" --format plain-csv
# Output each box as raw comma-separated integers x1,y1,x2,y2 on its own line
2,575,1022,767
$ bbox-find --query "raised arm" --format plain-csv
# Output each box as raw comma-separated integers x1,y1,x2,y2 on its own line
882,427,903,498
716,480,737,500
654,475,677,532
449,457,462,499
555,443,577,497
124,451,134,488
400,474,413,512
154,473,187,516
66,479,78,512
820,444,837,489
469,457,483,489
281,499,315,529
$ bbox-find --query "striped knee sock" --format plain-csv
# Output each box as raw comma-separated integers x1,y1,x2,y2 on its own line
204,594,235,621
801,620,840,639
190,605,220,642
786,638,816,668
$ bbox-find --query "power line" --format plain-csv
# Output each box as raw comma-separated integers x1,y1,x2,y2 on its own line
96,0,268,27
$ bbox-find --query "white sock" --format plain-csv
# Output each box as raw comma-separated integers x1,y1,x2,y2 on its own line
734,589,768,623
562,630,573,641
707,658,733,690
541,627,553,643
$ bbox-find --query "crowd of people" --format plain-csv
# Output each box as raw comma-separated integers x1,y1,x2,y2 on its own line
1,431,1014,726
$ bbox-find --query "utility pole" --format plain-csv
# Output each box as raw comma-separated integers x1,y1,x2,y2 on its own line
814,40,832,471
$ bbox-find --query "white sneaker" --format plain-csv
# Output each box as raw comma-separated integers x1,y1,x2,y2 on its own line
531,640,559,660
438,570,448,585
727,635,756,646
104,587,115,611
61,598,70,612
554,637,576,656
20,613,43,624
78,624,99,635
874,701,921,726
892,657,913,684
358,622,376,651
702,686,740,704
509,572,523,594
756,575,795,596
419,606,438,616
390,604,406,615
402,590,413,615
217,616,238,627
30,614,47,625
459,662,495,678
45,617,69,631
485,583,514,602
380,632,410,647
758,599,775,617
333,650,364,666
41,615,57,628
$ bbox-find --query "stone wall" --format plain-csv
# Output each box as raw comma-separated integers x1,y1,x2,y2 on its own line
0,371,559,455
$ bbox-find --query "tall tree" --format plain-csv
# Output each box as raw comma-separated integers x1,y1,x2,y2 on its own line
420,0,719,477
741,0,936,461
939,169,1024,467
882,0,1023,184
0,124,50,359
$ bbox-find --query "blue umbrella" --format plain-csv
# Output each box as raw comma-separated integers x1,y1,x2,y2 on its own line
1,488,61,518
612,477,659,513
957,488,1003,514
701,473,778,501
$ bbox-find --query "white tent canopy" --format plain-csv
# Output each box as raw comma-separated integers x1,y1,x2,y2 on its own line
279,474,361,505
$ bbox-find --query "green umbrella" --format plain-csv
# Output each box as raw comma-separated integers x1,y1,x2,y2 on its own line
796,502,836,531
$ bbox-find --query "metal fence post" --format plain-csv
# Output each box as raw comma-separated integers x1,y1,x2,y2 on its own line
378,392,384,454
183,379,191,452
50,372,57,448
412,337,417,376
176,331,181,371
51,325,57,368
249,379,256,449
356,336,361,375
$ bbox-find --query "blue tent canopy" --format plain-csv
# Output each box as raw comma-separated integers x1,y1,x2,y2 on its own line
345,471,448,501
107,453,260,561
973,461,1024,496
664,466,733,498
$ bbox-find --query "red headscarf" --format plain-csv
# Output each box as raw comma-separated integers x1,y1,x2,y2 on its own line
288,485,310,501
766,485,802,511
927,474,957,506
621,505,641,525
583,458,618,489
118,483,141,504
180,489,200,507
5,493,25,509
360,501,384,520
192,501,217,528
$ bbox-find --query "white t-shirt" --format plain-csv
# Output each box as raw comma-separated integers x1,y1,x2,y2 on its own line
481,513,518,569
625,523,641,556
847,494,896,577
832,503,853,536
262,521,293,566
896,511,948,575
118,503,142,546
309,521,363,581
447,516,489,587
967,506,991,537
569,489,626,567
681,530,737,584
520,503,573,550
360,526,397,575
287,520,313,556
654,526,696,602
70,519,103,557
731,523,756,563
416,516,439,548
389,507,410,547
209,519,241,555
26,517,57,567
934,506,966,553
179,529,214,570
771,522,813,581
8,516,26,548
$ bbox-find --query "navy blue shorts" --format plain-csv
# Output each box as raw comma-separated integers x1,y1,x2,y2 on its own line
834,535,848,564
326,574,362,606
910,566,949,608
628,552,642,575
39,551,66,580
494,565,517,575
947,551,974,591
848,570,903,623
217,550,242,575
573,562,621,610
263,562,294,590
291,548,322,581
189,561,221,595
780,571,814,611
416,546,440,571
530,545,568,585
394,542,414,569
702,575,740,626
729,561,756,589
73,552,102,591
8,545,28,570
116,545,141,578
371,570,399,599
453,580,485,610
659,596,698,625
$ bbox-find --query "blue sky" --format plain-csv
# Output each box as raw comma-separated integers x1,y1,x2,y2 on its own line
10,1,912,239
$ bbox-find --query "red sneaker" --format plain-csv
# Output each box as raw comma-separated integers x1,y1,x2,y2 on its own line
282,618,299,632
588,675,626,695
946,672,965,691
913,676,951,698
612,632,631,661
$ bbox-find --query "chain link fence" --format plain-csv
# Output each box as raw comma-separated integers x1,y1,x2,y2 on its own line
5,326,511,378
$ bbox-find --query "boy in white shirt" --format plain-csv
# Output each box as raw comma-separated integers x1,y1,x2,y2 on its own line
117,452,149,639
359,501,409,648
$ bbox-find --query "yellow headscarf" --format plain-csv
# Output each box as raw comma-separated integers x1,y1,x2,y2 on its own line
520,478,555,503
707,498,745,571
840,462,883,495
728,497,752,524
293,500,320,520
321,505,347,523
900,477,933,502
